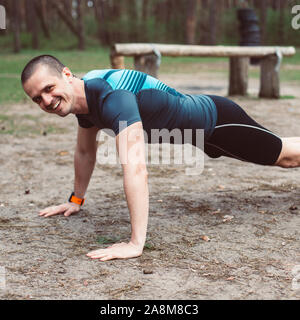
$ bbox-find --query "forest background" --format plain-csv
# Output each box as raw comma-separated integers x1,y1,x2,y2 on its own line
0,0,300,104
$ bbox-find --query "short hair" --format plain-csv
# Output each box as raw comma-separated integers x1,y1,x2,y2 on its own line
21,55,66,84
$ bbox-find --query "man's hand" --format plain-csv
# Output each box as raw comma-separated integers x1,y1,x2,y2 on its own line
86,241,143,261
39,202,80,217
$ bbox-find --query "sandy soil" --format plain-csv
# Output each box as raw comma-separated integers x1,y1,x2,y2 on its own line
0,70,299,300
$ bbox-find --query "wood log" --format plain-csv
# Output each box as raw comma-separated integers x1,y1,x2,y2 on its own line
134,54,159,77
259,54,280,99
110,48,125,69
229,57,249,96
112,43,296,58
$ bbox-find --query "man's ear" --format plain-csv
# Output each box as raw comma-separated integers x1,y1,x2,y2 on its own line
62,67,73,82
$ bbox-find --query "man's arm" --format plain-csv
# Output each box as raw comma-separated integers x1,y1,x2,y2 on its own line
73,125,99,199
39,125,100,217
86,121,149,261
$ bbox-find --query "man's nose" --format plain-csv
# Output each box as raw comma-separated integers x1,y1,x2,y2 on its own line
41,94,53,109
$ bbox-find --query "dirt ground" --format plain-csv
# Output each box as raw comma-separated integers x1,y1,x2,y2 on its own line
0,69,299,300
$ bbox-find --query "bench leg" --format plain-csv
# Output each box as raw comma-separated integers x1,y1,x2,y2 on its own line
228,57,249,96
110,51,125,69
134,54,159,78
259,54,280,99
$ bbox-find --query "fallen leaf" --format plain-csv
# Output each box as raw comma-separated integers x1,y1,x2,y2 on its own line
222,215,234,222
200,235,210,242
58,151,69,156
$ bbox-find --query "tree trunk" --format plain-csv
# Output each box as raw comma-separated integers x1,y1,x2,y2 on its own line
77,0,85,50
35,0,51,39
63,0,72,16
141,0,149,41
25,0,39,49
94,0,110,45
185,0,198,45
49,0,85,49
126,0,138,42
24,0,31,32
11,0,21,52
278,0,286,45
208,0,217,45
142,0,148,21
111,0,122,43
259,0,267,45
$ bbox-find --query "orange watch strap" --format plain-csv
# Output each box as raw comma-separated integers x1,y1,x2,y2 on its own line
69,192,85,205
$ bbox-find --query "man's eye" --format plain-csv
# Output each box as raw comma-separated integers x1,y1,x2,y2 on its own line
45,86,53,92
33,97,41,104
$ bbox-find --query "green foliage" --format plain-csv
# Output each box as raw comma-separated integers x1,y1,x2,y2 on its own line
97,236,120,244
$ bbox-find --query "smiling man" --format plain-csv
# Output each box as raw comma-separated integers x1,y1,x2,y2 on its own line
21,55,300,261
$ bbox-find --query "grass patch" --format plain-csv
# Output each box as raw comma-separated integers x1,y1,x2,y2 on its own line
0,77,28,104
0,45,299,104
0,113,66,136
280,95,295,99
143,242,156,251
96,236,120,245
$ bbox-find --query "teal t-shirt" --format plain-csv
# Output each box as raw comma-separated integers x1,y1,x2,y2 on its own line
76,69,217,142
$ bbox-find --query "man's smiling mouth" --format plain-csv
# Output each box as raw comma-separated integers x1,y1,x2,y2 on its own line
53,98,61,110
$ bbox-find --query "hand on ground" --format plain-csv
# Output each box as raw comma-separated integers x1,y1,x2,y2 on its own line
38,202,80,217
86,242,143,261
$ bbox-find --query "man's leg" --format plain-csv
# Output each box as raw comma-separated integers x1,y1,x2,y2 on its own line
274,137,300,168
205,95,298,167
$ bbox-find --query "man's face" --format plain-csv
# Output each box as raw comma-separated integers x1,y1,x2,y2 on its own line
23,64,74,117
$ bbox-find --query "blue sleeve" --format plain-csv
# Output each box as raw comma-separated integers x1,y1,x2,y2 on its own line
101,90,142,136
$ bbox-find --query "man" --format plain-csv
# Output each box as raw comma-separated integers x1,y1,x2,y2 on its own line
21,55,300,261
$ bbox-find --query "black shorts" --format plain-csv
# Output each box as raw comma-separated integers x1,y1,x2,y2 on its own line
204,95,282,165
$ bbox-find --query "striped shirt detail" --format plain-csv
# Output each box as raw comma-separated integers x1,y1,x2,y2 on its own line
82,69,183,97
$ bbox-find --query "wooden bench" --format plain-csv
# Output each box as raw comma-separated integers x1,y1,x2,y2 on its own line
110,43,296,99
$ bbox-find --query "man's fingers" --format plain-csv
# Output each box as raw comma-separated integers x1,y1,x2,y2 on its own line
86,249,108,259
87,251,114,261
86,249,104,257
38,205,67,217
64,208,74,217
100,255,114,261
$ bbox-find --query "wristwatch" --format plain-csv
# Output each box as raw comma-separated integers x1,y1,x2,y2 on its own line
68,192,85,206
